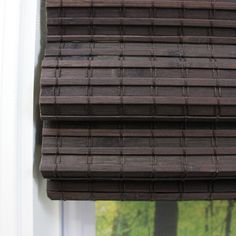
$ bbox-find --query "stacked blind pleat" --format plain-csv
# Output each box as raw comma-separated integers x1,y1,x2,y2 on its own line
40,0,236,200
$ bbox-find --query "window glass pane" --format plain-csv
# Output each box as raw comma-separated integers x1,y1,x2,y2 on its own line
96,201,236,236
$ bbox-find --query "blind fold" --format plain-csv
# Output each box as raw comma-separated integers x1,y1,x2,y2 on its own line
47,179,236,201
40,0,236,200
41,121,236,179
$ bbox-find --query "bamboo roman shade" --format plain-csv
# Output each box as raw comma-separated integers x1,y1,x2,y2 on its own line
40,0,236,200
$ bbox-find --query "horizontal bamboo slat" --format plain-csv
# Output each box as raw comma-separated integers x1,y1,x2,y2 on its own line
44,43,236,58
47,35,236,44
47,0,236,9
47,18,236,28
47,179,236,200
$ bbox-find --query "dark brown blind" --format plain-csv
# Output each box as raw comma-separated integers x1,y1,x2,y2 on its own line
40,0,236,200
47,180,236,200
41,121,236,179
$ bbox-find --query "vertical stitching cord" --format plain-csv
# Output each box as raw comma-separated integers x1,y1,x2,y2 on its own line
87,46,92,116
212,123,219,200
90,0,94,43
121,122,125,200
59,1,65,234
206,0,213,201
87,1,94,116
54,0,63,180
181,122,187,200
179,3,188,198
151,43,156,118
119,2,125,117
89,0,94,201
59,0,63,199
180,2,188,121
120,4,125,188
88,123,94,200
150,2,156,119
153,1,158,118
117,122,125,200
87,123,91,179
210,0,219,200
151,121,155,201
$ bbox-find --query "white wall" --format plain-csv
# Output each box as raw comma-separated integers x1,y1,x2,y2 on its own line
0,0,59,235
0,1,96,236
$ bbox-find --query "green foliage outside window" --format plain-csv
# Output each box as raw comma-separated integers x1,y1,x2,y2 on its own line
96,201,236,236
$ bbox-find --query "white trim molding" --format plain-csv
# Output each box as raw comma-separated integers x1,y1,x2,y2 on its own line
0,0,20,234
0,0,96,235
0,0,40,235
63,201,96,236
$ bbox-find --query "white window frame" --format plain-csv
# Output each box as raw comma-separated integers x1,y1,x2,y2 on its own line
0,1,96,235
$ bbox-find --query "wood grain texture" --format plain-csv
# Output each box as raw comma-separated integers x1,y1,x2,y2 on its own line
41,121,236,179
46,0,236,9
41,2,236,120
40,0,236,200
47,35,236,44
47,179,236,200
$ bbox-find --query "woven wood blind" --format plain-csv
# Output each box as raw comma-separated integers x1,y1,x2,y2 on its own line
40,0,236,200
